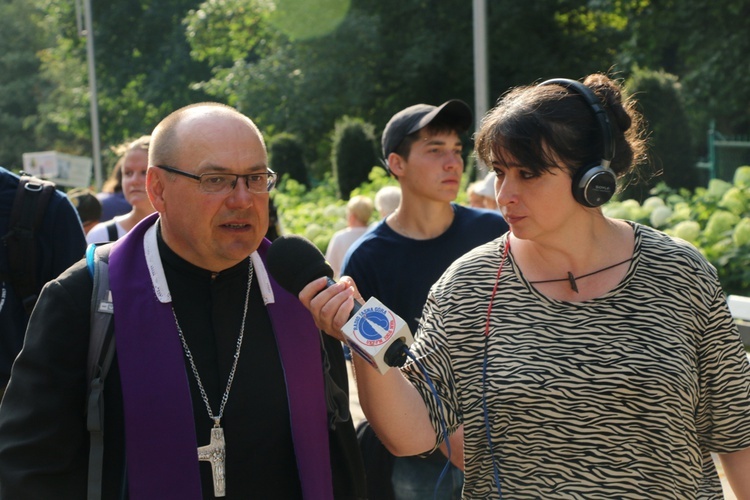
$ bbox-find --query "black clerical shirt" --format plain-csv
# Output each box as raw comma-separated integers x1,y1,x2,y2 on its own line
157,235,303,498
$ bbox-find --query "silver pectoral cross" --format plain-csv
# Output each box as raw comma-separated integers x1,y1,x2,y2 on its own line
198,424,226,497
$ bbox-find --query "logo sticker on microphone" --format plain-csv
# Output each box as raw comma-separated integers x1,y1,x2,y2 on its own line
351,304,397,346
341,296,414,375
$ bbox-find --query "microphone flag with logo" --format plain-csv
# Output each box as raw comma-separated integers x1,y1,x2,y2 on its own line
340,296,414,374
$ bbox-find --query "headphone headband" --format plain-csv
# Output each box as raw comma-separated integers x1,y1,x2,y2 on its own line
539,78,617,207
539,78,615,167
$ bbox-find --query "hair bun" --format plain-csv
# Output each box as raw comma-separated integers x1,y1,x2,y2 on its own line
585,75,632,133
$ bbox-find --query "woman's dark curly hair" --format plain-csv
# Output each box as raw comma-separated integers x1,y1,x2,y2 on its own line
475,74,648,187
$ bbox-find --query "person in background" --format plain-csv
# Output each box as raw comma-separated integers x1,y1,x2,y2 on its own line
475,171,499,210
86,136,155,244
325,195,374,279
0,102,366,498
67,187,102,235
340,100,508,499
373,185,401,220
303,74,750,498
465,180,485,208
0,167,86,399
96,160,131,222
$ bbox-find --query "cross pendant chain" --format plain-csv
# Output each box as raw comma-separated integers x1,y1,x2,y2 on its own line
198,424,226,497
175,258,254,497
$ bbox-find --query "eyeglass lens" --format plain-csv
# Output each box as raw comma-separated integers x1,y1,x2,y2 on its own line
199,173,275,193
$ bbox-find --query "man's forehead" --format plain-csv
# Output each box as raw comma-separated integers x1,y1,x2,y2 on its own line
176,116,264,151
416,128,462,145
173,122,265,167
178,110,253,135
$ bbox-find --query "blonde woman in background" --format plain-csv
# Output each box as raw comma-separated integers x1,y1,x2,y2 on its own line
325,195,374,279
87,136,155,244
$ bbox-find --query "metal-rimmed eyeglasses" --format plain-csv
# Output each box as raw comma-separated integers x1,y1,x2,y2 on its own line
155,165,277,194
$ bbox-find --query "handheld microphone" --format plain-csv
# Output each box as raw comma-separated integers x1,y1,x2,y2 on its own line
266,234,413,374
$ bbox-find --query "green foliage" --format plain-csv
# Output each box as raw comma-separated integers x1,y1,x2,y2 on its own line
619,0,750,136
735,166,750,188
268,0,350,40
331,116,378,200
349,166,399,201
189,7,381,162
268,132,309,188
272,173,345,252
0,0,59,168
734,218,750,247
604,166,750,294
34,0,213,154
622,68,699,198
185,0,277,67
185,0,644,176
273,166,396,252
3,0,748,192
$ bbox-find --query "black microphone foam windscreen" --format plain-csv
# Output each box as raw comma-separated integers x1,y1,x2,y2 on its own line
266,234,334,297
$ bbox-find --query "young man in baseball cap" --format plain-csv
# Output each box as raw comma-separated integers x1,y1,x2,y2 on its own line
341,101,508,499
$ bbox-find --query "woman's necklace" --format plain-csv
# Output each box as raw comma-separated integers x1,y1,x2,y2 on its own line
528,257,632,293
172,258,253,497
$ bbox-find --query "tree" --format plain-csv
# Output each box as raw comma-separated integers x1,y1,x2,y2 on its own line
184,0,278,68
619,0,750,141
186,4,382,164
331,116,378,199
268,133,310,188
0,0,52,169
181,0,671,182
14,0,747,188
33,0,213,159
622,68,699,199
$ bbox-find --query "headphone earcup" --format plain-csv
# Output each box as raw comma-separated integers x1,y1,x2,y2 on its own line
572,164,617,207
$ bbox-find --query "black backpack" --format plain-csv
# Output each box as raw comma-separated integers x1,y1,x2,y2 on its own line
1,173,57,315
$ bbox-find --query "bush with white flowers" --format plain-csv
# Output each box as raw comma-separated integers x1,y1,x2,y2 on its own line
604,165,750,294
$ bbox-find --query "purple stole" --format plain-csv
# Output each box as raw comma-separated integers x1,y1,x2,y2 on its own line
108,213,333,499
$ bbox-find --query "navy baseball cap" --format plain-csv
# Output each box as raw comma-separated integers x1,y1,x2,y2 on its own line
381,100,472,158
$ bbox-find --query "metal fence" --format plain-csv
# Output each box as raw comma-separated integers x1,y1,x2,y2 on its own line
698,122,750,182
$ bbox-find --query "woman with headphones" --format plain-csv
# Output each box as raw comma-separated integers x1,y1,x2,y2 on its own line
302,73,750,498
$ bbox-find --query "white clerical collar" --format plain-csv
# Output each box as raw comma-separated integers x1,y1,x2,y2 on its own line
143,223,275,305
251,252,275,305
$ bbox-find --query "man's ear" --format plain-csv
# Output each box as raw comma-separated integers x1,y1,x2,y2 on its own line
387,152,406,177
146,167,166,212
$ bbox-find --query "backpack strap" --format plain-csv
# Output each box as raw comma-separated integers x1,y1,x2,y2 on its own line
85,243,116,500
2,174,56,315
104,220,119,242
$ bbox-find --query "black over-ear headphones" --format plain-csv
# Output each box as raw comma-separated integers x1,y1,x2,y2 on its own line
539,78,617,207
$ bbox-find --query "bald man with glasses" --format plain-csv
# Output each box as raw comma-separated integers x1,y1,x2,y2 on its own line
0,103,366,500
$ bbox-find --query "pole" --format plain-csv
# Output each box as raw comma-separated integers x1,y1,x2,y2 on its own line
472,0,489,176
82,0,103,190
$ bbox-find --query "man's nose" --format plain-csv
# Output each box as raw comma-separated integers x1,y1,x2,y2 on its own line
226,177,256,206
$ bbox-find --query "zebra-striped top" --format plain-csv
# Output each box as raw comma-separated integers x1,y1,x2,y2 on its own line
402,222,750,499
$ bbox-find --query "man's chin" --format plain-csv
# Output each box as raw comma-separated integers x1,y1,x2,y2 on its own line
222,236,263,260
